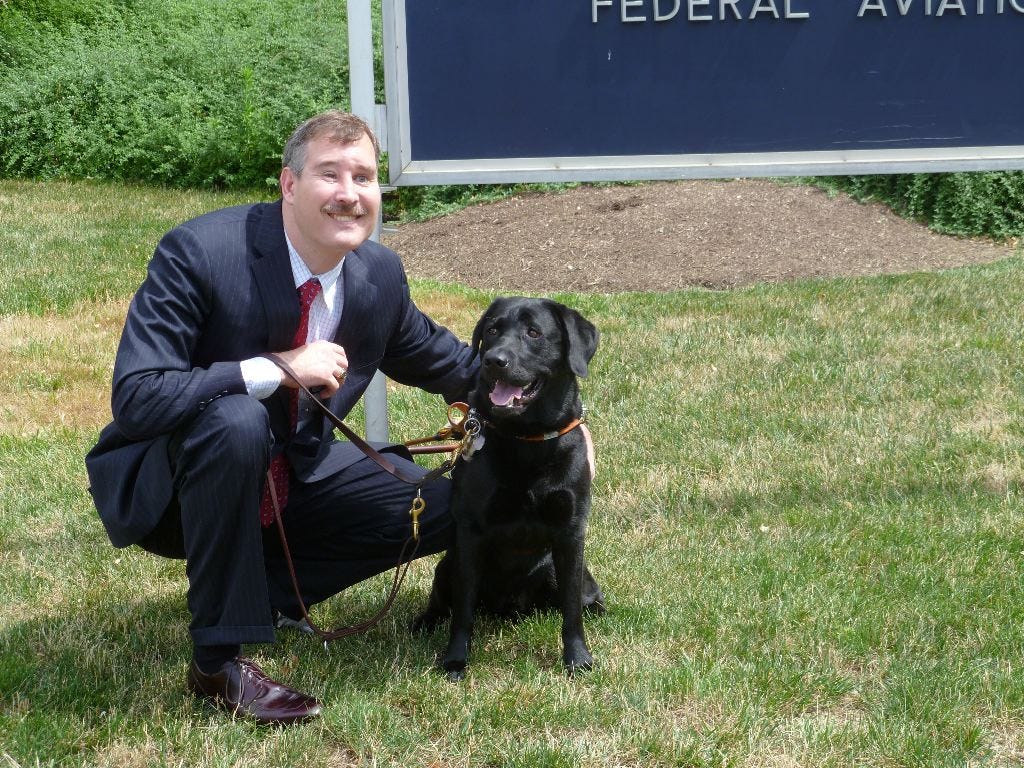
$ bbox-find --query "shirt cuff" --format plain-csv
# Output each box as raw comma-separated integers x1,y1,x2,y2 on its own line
240,357,284,400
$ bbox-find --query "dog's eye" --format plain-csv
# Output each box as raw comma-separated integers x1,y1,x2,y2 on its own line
486,327,498,336
527,327,542,339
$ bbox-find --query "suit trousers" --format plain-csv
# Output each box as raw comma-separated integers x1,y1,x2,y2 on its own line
138,394,453,647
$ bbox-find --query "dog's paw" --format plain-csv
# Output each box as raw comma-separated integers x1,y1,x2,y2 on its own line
444,666,467,683
564,657,594,676
563,643,594,676
409,611,444,635
440,658,467,682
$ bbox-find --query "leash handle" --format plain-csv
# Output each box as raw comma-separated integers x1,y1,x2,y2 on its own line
266,470,419,643
261,353,454,486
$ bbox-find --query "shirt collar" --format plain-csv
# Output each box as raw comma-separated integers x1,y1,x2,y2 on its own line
285,234,345,294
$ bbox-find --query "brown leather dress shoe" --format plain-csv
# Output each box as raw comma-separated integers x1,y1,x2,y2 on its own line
187,657,321,725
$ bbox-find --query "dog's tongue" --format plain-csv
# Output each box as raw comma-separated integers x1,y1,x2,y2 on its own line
489,381,523,407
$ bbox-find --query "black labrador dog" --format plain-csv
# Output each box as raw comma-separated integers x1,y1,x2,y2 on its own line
413,296,605,680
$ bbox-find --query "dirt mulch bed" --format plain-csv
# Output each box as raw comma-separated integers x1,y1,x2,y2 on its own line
383,179,1017,293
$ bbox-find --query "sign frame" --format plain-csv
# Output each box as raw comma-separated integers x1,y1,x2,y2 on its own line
381,0,1024,186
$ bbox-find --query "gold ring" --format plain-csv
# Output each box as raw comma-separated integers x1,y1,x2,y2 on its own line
334,369,347,382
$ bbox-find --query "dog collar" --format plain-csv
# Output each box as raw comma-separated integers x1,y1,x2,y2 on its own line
475,404,588,443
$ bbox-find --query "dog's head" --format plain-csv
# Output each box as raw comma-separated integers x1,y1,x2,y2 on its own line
470,297,598,417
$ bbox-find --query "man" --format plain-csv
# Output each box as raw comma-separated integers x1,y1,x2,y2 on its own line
85,111,477,725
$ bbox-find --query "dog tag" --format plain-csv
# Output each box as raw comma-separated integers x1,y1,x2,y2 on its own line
462,431,485,460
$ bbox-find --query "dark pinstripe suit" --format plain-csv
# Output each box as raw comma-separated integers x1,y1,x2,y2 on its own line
85,201,477,646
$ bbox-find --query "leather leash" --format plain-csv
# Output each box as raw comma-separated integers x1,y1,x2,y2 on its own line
261,354,459,487
259,353,460,643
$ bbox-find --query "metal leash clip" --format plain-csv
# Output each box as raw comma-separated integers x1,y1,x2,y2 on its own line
458,409,484,460
409,489,426,540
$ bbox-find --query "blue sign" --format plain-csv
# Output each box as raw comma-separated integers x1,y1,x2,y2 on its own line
382,0,1024,183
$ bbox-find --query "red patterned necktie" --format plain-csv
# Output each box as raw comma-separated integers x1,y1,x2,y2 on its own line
260,278,322,527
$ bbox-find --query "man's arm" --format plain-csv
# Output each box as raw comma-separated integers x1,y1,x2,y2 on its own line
378,273,478,403
110,225,247,440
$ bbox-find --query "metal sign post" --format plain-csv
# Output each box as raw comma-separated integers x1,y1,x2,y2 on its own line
348,0,389,442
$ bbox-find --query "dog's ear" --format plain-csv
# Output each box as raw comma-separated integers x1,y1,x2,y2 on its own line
471,297,506,356
555,302,599,378
471,313,487,357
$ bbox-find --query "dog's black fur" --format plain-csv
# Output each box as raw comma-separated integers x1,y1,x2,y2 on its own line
412,296,605,680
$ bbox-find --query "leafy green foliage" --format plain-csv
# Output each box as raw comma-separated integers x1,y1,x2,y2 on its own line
385,183,582,223
816,172,1024,240
0,0,349,188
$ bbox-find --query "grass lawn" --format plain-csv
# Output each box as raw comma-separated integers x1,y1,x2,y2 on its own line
1,179,1022,767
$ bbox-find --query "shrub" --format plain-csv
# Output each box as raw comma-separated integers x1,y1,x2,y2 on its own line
818,172,1024,240
0,0,349,188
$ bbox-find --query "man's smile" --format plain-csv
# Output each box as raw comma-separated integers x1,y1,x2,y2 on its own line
322,206,364,221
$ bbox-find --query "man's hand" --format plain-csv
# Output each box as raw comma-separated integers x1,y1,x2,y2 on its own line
276,340,349,398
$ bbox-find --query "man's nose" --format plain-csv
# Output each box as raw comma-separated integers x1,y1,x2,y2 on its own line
333,175,358,203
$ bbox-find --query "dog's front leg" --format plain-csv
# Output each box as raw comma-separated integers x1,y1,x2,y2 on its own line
552,533,593,674
440,527,480,681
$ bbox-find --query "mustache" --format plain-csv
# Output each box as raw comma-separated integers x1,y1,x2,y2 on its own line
321,205,366,217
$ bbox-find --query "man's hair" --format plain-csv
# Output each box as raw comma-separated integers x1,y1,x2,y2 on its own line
282,111,381,175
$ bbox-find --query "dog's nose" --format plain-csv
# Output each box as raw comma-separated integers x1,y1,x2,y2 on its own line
484,350,510,369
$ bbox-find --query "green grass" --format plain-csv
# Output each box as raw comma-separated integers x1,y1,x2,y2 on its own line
0,180,267,315
2,179,1023,766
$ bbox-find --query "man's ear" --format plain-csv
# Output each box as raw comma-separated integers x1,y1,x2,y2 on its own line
280,167,296,202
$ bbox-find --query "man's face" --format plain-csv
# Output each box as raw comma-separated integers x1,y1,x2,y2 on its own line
280,133,381,271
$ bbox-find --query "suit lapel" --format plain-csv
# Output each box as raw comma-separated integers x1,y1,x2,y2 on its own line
334,246,379,357
251,200,299,353
249,201,297,439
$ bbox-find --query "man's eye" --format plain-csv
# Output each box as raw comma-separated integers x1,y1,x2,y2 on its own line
527,327,542,338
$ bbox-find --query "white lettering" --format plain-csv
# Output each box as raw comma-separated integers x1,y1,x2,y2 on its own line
858,0,887,15
586,0,1024,22
719,0,743,19
750,0,780,17
656,0,682,20
686,0,712,20
784,0,810,18
621,0,647,21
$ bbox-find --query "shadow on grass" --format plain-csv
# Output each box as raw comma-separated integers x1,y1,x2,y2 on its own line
0,580,468,755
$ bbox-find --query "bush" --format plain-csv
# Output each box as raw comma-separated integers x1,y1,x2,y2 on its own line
818,172,1024,240
0,0,349,188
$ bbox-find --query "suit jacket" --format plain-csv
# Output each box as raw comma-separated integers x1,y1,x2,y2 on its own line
85,201,477,549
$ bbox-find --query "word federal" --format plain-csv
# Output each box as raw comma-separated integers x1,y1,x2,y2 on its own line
591,0,811,22
592,0,1024,21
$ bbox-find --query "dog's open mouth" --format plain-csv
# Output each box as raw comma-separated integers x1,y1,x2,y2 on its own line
488,378,542,410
